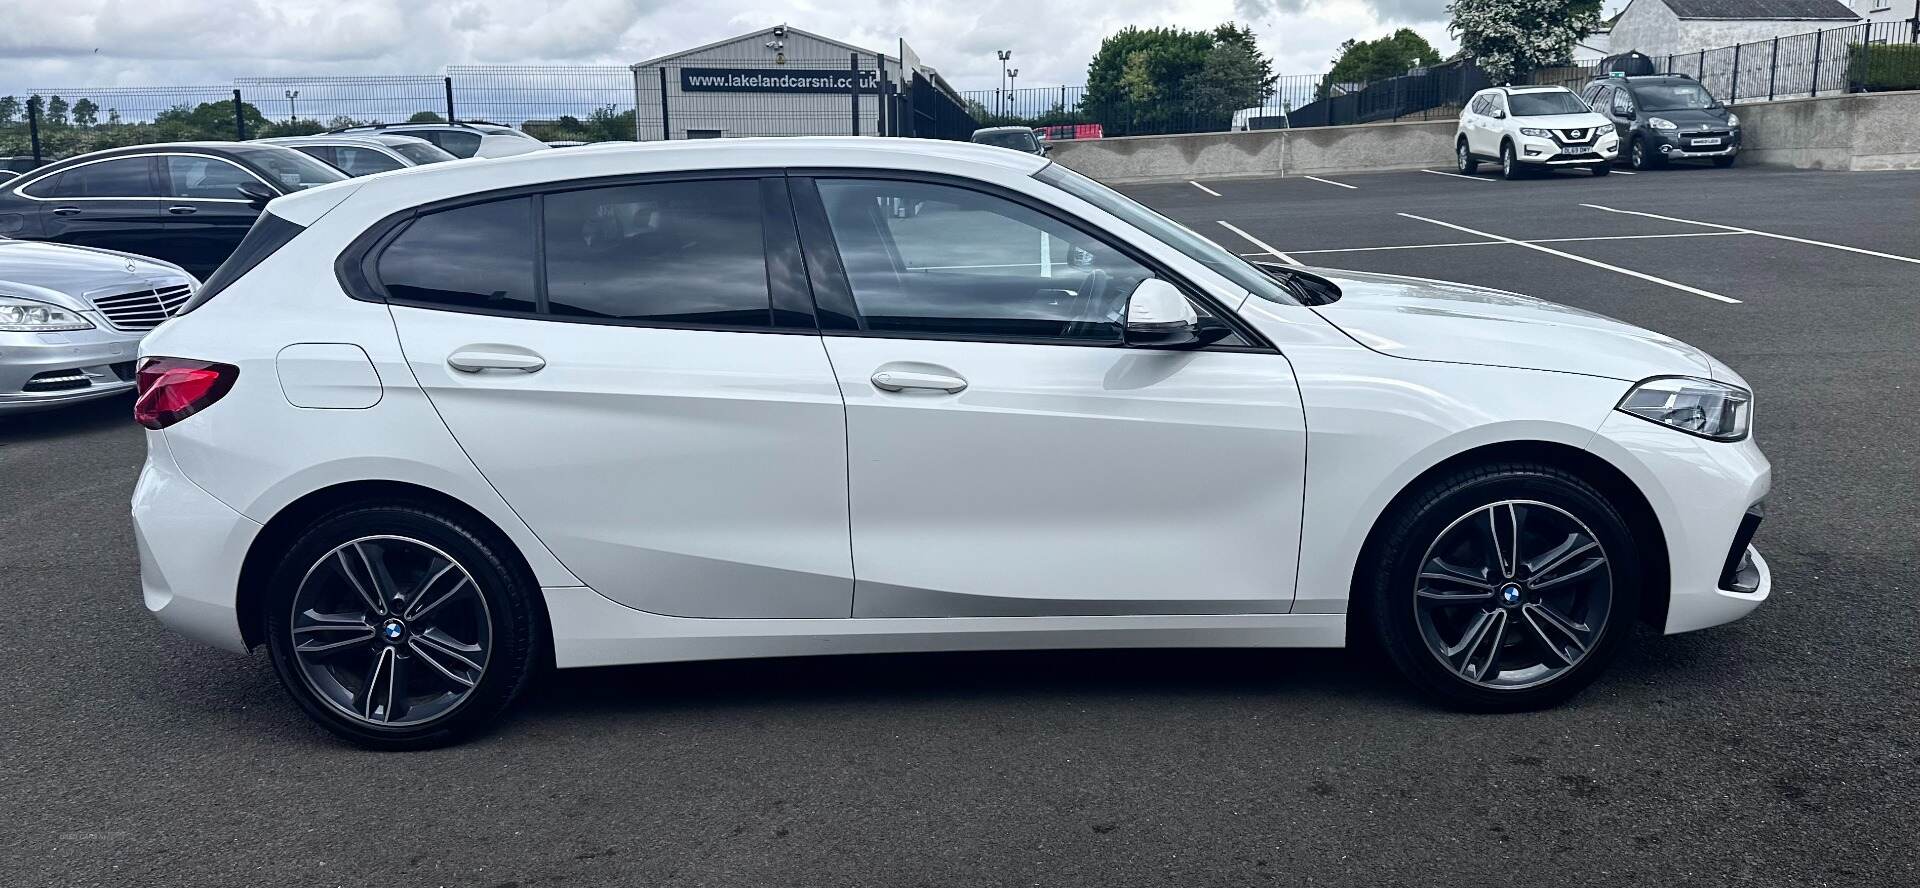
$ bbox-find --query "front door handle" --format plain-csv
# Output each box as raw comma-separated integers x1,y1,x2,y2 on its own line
448,348,545,373
871,369,967,393
166,205,198,215
52,206,82,217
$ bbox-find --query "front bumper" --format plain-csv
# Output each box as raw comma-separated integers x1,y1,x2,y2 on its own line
1591,411,1772,634
1517,134,1619,165
1649,128,1742,158
132,431,261,653
0,321,143,413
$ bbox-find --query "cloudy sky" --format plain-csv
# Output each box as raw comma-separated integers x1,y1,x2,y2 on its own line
2,0,1635,96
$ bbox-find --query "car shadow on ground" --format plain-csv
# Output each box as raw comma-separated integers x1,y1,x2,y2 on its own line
519,645,1422,721
0,394,132,445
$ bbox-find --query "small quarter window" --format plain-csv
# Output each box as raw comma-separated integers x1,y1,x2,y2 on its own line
376,197,537,313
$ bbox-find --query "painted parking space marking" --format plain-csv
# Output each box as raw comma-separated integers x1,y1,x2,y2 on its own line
1421,170,1491,182
1217,221,1303,266
1583,204,1920,266
1396,213,1741,304
1302,176,1358,190
1190,181,1222,197
1278,230,1746,256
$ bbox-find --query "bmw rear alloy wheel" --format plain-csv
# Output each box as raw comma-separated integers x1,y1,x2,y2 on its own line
265,505,540,749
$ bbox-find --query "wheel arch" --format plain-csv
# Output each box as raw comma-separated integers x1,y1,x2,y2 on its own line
1347,440,1670,638
235,479,553,654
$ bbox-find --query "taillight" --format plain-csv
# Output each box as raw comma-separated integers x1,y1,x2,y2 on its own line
134,357,238,430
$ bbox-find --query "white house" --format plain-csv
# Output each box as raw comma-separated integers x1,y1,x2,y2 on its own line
1848,0,1918,27
1608,0,1864,56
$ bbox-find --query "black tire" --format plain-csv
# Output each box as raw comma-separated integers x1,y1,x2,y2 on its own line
1629,136,1662,170
1457,139,1478,174
1365,463,1642,712
1500,142,1524,180
265,503,541,749
1712,154,1737,168
1590,163,1611,177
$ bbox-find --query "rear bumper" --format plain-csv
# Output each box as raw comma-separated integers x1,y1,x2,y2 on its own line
132,431,260,653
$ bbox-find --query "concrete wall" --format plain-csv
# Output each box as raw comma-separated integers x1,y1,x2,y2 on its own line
1046,119,1456,184
1046,90,1920,182
1737,88,1920,169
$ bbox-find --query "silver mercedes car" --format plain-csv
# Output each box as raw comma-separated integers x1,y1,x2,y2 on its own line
1,237,196,414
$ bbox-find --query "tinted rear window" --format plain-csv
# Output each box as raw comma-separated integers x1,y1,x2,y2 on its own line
542,180,771,328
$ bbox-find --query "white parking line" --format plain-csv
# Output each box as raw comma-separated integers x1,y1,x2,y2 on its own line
1396,213,1741,304
1190,181,1222,197
1216,221,1303,266
1302,175,1357,190
1280,230,1746,256
1583,204,1920,266
1421,169,1490,182
1611,170,1637,175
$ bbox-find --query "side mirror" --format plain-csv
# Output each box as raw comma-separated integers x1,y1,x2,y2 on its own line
1491,109,1507,120
1123,279,1200,348
235,181,275,210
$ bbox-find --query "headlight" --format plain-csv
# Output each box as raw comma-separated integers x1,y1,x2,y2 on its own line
1726,112,1740,127
1519,127,1552,138
1649,117,1678,131
0,295,94,332
1618,376,1751,441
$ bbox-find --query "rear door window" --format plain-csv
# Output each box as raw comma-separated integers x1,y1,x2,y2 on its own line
52,157,159,198
541,179,772,328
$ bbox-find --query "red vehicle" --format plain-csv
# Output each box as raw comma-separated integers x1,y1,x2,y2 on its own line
1034,123,1104,142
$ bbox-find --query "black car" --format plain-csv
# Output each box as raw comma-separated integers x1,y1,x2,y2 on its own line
0,143,346,278
1581,74,1741,170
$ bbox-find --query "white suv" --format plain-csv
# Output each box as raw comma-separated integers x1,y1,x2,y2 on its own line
132,139,1768,747
325,122,548,159
1457,86,1618,179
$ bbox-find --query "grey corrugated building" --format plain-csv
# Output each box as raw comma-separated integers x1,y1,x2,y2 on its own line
629,25,961,140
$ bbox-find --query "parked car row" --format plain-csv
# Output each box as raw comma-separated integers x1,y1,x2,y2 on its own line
0,122,559,415
1457,73,1741,179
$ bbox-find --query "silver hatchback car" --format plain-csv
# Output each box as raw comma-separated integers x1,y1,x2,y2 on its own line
0,237,196,413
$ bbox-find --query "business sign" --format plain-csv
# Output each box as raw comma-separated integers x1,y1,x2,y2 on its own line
679,67,880,94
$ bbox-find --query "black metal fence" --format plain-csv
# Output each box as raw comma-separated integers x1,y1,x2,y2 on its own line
4,19,1915,168
1530,18,1920,103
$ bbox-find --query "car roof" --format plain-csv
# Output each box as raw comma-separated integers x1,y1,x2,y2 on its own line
256,135,399,150
19,141,296,174
370,134,439,147
972,126,1034,135
273,137,1053,224
1498,85,1574,94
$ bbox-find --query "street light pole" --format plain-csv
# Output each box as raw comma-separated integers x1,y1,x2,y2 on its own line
285,89,300,123
997,50,1012,116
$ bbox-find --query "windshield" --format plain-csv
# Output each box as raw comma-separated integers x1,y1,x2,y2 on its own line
1509,90,1591,116
975,130,1040,152
387,141,456,164
1035,163,1298,307
226,146,348,191
1632,82,1719,111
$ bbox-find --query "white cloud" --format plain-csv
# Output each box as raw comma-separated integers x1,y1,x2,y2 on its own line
0,0,1462,93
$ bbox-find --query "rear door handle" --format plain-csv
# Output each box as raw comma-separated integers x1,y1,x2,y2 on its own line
166,205,198,215
52,206,82,217
871,369,967,393
448,348,545,373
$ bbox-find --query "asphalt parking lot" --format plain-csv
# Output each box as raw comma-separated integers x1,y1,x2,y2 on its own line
5,162,1917,887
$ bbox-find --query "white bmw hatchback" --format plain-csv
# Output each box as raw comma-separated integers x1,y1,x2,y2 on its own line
133,139,1770,748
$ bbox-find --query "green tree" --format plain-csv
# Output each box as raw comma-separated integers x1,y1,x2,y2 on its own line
1449,0,1601,84
407,111,446,123
1083,22,1275,135
71,98,100,127
1322,28,1441,96
45,95,69,126
153,99,270,139
0,96,18,125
